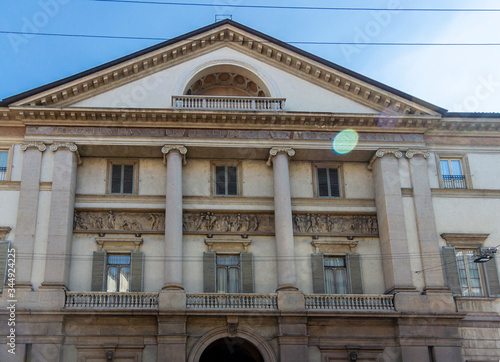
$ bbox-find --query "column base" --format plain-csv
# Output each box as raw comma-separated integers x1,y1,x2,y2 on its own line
423,286,451,294
276,284,298,292
159,289,186,310
162,284,184,291
277,290,305,311
385,286,417,295
39,282,68,291
14,283,34,291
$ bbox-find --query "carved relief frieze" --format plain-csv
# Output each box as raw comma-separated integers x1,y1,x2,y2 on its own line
73,210,378,236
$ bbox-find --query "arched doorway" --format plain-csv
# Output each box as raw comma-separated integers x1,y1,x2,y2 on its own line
199,337,264,362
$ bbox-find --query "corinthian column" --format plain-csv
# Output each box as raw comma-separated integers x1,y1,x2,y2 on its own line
161,145,187,290
15,142,46,289
268,147,297,290
42,143,80,290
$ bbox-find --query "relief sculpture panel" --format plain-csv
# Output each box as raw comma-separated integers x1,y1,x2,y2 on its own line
74,210,378,236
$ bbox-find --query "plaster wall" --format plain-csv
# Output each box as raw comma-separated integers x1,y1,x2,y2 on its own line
73,47,378,114
468,153,500,189
344,162,374,199
183,158,210,196
242,160,273,198
76,158,107,194
290,161,313,198
0,191,19,240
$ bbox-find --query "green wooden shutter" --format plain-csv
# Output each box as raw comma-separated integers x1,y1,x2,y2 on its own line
481,249,500,297
0,241,11,293
91,251,106,292
311,254,325,294
442,247,461,296
347,254,363,294
241,252,254,293
203,252,216,293
130,251,144,292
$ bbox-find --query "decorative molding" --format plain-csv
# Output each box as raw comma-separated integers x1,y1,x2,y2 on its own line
0,182,52,191
441,233,489,248
95,236,143,252
267,147,295,166
74,209,378,237
405,149,430,159
20,141,46,152
367,148,403,169
311,238,358,254
0,227,11,241
50,142,82,164
204,237,252,252
161,145,187,165
430,188,500,199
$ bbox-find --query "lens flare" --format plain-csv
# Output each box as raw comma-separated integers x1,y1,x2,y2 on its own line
332,129,358,155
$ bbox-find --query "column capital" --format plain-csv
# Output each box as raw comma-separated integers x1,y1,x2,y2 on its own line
405,149,430,159
162,145,187,165
20,141,46,152
50,142,82,164
267,147,295,166
367,148,403,169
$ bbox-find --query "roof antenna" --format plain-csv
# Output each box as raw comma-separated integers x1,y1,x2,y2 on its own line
215,14,232,22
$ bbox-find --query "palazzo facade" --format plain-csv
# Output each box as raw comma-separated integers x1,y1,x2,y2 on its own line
0,20,499,361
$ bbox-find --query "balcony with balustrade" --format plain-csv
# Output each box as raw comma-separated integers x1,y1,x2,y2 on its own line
64,292,396,313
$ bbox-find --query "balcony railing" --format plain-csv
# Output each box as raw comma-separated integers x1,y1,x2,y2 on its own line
186,293,278,310
65,292,159,309
305,294,396,312
172,95,286,111
0,167,7,181
442,174,466,189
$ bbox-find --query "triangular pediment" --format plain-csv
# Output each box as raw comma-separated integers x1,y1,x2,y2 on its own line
3,20,444,116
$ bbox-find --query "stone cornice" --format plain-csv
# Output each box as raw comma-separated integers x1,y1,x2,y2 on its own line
9,24,439,115
20,141,46,152
440,233,489,248
50,142,82,164
161,145,187,165
0,226,11,241
267,147,295,166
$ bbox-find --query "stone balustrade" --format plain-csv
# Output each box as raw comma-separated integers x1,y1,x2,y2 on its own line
305,294,396,312
186,293,278,310
65,292,159,309
172,95,286,111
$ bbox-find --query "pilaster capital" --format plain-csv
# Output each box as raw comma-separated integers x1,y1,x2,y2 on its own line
50,142,82,164
161,145,187,165
367,148,403,170
20,141,46,152
267,147,295,166
405,149,430,159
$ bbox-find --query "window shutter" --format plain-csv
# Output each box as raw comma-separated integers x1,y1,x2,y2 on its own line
122,165,134,194
0,241,11,293
130,251,144,292
481,249,500,297
203,252,216,293
317,168,328,197
347,254,363,294
442,247,461,296
311,254,325,293
111,165,122,194
91,251,106,292
241,252,254,293
329,168,340,197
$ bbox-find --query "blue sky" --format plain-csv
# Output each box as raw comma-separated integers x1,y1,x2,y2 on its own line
1,0,499,112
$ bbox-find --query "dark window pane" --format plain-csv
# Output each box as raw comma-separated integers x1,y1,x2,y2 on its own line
111,164,122,193
317,168,329,197
227,166,238,195
215,166,226,195
122,165,134,194
329,168,340,197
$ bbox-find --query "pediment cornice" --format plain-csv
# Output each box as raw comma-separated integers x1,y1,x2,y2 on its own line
8,23,441,116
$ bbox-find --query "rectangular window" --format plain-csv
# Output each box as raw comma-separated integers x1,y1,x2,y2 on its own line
456,250,483,296
216,254,240,293
110,164,134,194
317,167,340,197
215,165,238,196
106,254,131,292
323,256,348,294
440,158,466,189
